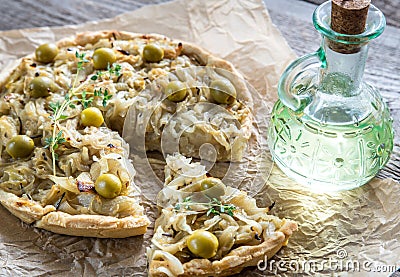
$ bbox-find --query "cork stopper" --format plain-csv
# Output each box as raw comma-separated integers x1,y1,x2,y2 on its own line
330,0,370,53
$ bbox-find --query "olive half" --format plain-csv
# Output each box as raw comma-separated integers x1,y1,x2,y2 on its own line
80,107,104,127
187,230,219,259
200,178,226,199
35,43,59,63
165,81,187,102
95,173,122,199
92,48,116,70
6,135,35,159
28,76,53,98
209,79,237,104
143,44,164,63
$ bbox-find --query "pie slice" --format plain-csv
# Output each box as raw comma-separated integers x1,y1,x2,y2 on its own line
0,127,150,238
148,154,298,276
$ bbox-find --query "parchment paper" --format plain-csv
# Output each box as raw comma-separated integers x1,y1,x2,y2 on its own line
0,0,399,276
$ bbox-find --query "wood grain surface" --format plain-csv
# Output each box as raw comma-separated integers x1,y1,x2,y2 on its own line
0,0,169,30
0,0,397,31
0,0,398,182
304,0,400,28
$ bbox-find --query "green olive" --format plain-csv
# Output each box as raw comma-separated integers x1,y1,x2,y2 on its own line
166,81,187,102
187,230,219,259
35,43,59,63
28,76,53,98
92,48,116,70
6,135,35,159
143,44,164,63
210,79,237,104
95,173,122,199
200,178,226,199
80,107,104,127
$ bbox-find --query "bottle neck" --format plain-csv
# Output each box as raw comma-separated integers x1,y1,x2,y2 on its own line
318,36,369,97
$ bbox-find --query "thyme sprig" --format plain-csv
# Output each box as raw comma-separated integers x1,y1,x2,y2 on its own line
46,52,117,176
46,51,89,176
174,197,237,217
206,198,237,217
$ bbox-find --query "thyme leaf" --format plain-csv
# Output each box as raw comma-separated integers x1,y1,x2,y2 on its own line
91,63,121,81
44,130,66,151
93,87,112,107
81,91,94,109
174,196,236,217
108,63,122,77
75,51,89,71
102,88,112,107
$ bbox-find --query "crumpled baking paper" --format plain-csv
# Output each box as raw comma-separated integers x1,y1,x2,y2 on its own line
0,0,399,276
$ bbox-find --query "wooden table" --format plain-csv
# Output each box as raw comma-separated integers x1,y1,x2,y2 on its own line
0,0,399,276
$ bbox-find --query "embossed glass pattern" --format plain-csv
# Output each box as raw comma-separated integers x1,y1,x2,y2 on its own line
268,1,394,191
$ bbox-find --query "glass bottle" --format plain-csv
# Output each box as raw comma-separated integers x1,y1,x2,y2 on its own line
267,1,394,191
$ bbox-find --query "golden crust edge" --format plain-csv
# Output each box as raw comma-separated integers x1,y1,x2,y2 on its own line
0,189,55,224
35,211,151,238
0,187,150,238
149,219,298,277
